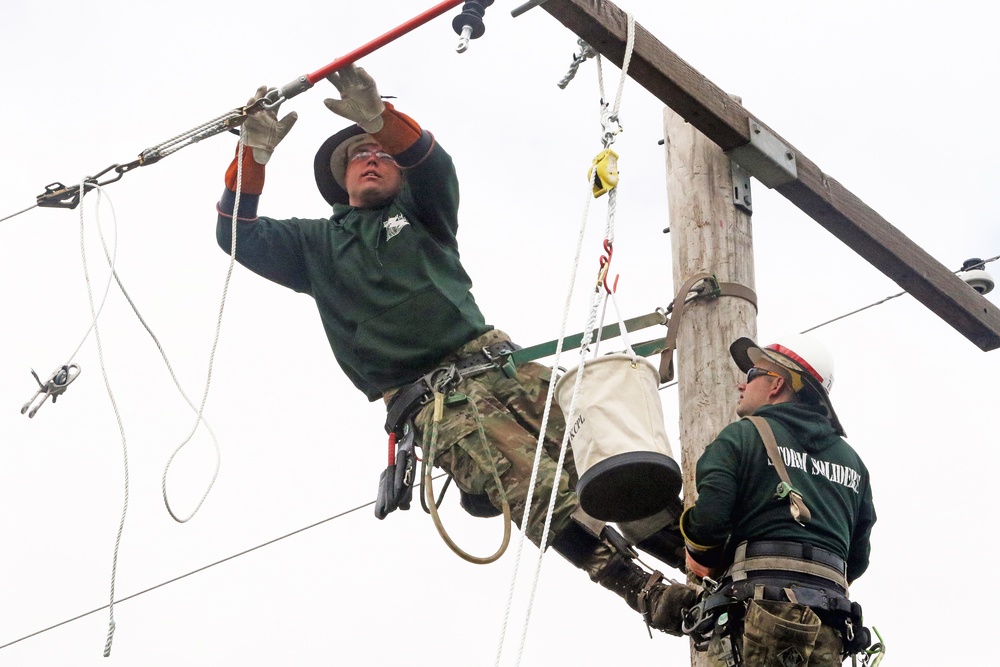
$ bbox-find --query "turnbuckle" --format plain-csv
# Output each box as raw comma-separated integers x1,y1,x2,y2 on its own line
21,364,81,418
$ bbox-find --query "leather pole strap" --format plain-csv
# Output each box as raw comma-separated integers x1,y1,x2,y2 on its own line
657,273,758,383
744,416,812,526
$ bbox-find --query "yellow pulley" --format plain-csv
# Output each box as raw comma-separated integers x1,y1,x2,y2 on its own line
589,148,619,198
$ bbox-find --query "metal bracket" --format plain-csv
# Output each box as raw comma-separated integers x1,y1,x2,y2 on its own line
726,118,798,188
731,160,752,213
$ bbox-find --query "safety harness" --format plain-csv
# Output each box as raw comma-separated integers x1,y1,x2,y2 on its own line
683,540,871,663
377,339,520,520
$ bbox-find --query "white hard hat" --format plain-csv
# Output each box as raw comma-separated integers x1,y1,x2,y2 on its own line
730,334,844,436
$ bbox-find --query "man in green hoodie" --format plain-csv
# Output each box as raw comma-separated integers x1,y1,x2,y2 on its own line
216,64,696,636
680,335,876,666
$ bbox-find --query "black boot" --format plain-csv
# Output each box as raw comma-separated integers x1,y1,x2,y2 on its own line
592,553,698,636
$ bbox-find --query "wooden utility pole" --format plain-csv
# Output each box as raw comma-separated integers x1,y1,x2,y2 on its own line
664,105,756,667
540,0,1000,351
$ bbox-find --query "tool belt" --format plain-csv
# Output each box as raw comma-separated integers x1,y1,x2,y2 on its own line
683,541,870,656
375,339,522,520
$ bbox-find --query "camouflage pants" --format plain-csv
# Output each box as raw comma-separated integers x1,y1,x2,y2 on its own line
707,600,845,667
411,330,588,549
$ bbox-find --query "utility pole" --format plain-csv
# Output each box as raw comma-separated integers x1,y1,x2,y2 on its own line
663,105,756,666
540,0,1000,351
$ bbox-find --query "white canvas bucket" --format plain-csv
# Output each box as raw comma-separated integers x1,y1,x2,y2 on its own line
555,353,682,522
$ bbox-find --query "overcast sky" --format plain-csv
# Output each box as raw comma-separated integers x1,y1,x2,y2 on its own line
2,1,999,665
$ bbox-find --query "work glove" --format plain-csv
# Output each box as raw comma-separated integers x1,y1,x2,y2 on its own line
241,85,298,165
324,65,385,133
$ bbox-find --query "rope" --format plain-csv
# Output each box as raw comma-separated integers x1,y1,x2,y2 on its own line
495,12,637,667
74,184,130,658
159,137,247,523
492,185,594,667
139,108,245,164
424,393,512,564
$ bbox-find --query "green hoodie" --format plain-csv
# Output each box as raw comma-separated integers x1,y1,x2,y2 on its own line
218,134,491,400
682,402,875,582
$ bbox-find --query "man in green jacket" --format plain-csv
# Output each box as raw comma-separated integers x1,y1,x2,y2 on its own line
681,335,876,666
216,64,695,635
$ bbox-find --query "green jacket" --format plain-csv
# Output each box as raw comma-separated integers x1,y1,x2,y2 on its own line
682,402,875,582
217,133,491,400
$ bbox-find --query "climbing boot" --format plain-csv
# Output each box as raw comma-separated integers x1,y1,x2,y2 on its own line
593,553,698,636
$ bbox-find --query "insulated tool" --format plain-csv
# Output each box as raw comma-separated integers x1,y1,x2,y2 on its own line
36,0,477,210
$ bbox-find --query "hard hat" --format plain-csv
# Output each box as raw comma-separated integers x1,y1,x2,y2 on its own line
314,124,374,206
730,334,845,436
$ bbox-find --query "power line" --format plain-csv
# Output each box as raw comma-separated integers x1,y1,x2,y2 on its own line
0,479,434,653
5,255,997,651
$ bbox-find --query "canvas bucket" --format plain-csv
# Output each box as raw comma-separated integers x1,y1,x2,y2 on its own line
555,354,681,522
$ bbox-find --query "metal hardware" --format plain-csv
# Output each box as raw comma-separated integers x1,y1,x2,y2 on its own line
21,364,81,418
726,118,798,188
731,160,753,213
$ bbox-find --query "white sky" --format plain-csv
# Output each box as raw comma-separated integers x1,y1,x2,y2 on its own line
2,1,999,665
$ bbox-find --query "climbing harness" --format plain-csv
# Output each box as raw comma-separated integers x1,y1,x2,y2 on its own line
24,0,475,213
20,364,81,418
378,340,519,524
681,541,877,665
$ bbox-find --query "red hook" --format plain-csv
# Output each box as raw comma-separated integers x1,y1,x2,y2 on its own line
598,239,619,294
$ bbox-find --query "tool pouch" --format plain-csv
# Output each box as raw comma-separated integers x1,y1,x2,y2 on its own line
740,599,821,667
375,427,416,520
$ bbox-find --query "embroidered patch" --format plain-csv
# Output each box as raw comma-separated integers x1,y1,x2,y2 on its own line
777,646,805,667
383,214,410,241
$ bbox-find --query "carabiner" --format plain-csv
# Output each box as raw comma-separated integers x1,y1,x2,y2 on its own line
598,239,619,294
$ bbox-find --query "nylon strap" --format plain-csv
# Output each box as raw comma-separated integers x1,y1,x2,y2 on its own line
657,274,758,384
744,416,812,526
508,310,667,366
730,543,848,591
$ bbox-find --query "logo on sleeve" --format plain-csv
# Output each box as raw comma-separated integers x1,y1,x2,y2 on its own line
383,214,410,241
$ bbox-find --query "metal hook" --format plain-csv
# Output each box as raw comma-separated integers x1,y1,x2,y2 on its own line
598,239,619,294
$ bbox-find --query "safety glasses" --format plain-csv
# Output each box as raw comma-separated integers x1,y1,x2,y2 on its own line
349,149,397,164
746,367,781,384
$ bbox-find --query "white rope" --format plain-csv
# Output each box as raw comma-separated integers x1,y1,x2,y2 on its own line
160,135,245,523
73,184,130,658
493,187,594,667
496,12,637,666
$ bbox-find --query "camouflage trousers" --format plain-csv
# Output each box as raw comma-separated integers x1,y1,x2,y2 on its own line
707,599,845,667
410,329,593,549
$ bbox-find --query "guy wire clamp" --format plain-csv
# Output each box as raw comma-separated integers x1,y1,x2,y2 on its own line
21,364,81,418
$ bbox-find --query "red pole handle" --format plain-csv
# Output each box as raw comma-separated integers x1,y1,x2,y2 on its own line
306,0,466,84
